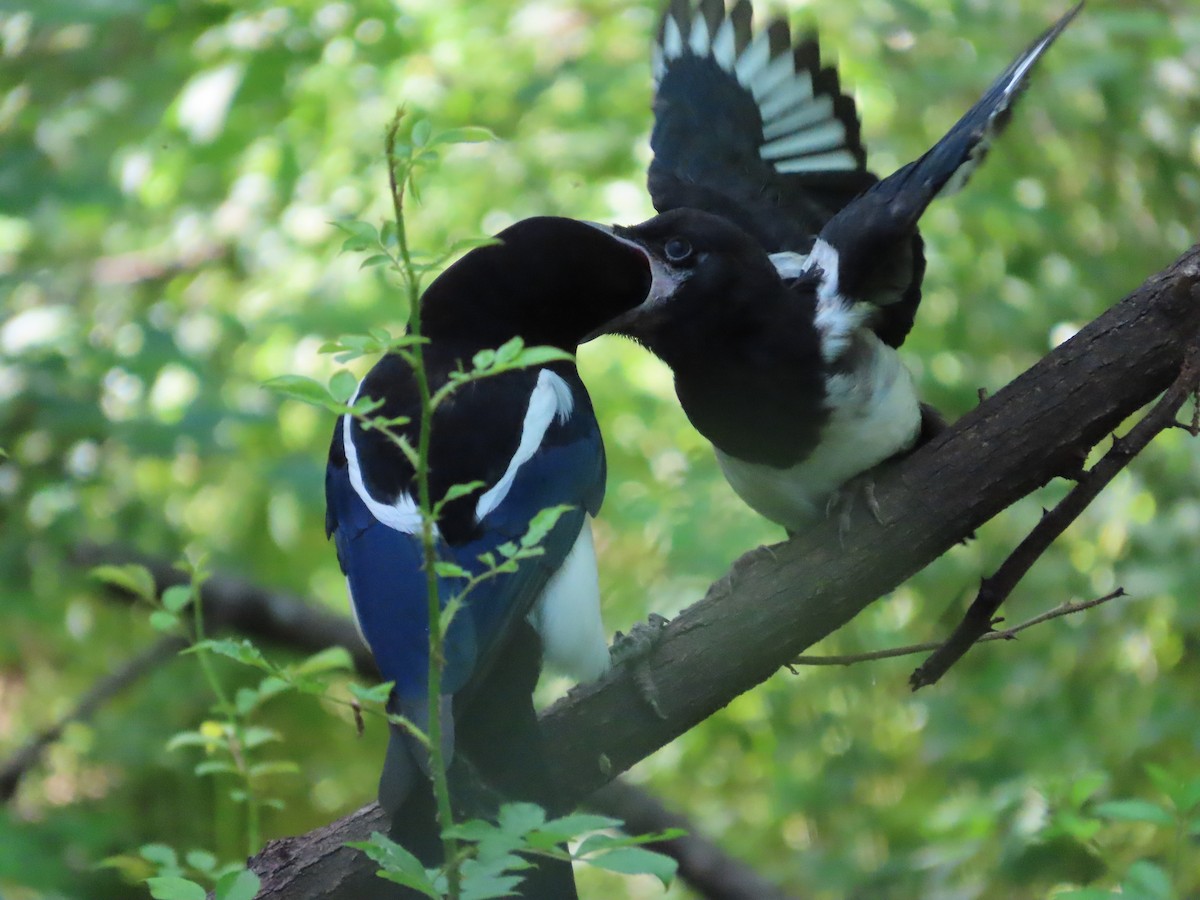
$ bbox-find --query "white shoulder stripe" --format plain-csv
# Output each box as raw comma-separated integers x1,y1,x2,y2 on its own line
342,389,423,535
806,238,869,363
475,369,574,523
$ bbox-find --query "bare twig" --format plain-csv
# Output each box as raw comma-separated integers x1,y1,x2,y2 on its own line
0,636,186,802
792,589,1128,666
910,346,1200,690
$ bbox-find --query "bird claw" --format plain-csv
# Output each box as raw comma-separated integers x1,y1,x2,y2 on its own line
609,613,670,668
610,614,670,719
825,475,888,546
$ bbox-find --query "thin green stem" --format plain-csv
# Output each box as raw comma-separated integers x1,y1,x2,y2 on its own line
386,112,460,898
187,568,261,857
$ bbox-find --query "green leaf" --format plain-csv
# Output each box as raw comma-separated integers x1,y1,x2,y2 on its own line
349,681,394,705
1120,860,1173,900
145,876,207,900
360,253,392,270
508,345,574,368
472,349,497,372
138,844,179,867
497,802,546,837
440,480,485,504
582,846,677,885
248,760,300,778
430,125,495,146
161,585,192,613
329,370,359,404
1091,799,1175,826
183,850,216,874
240,726,282,748
411,119,432,147
91,564,157,602
333,219,380,252
187,638,273,672
521,505,572,549
494,336,524,366
149,610,180,633
1179,776,1200,813
292,646,355,677
194,761,237,777
263,374,333,408
534,813,623,842
433,561,469,579
213,868,260,900
347,833,439,898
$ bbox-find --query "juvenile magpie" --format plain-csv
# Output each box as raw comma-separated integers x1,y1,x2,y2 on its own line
595,2,1081,532
325,216,651,897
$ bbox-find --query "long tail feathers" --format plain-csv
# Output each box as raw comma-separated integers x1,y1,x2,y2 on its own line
846,2,1081,238
813,3,1080,317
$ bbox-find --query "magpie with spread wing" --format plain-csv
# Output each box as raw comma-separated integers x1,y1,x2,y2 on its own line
595,2,1080,531
325,217,651,897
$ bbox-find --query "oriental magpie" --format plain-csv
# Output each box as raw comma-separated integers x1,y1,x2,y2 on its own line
596,2,1080,532
325,216,651,897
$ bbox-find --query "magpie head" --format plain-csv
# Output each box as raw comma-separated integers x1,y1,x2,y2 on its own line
421,216,653,351
584,208,783,346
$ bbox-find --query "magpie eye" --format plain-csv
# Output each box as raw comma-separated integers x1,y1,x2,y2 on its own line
664,237,693,263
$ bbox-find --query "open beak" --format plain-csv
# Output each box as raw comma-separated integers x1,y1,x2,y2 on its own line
581,222,684,343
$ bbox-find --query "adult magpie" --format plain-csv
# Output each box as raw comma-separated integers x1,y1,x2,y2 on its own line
325,216,651,897
595,2,1081,532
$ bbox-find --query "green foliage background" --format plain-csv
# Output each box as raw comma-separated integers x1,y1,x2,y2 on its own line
2,0,1198,897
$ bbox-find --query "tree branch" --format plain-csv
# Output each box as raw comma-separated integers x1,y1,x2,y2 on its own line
241,245,1200,897
792,588,1129,667
0,636,186,802
910,346,1200,689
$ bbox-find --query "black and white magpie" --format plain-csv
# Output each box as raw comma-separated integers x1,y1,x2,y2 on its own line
325,216,651,897
594,2,1081,532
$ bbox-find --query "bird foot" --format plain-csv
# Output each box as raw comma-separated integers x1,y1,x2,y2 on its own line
609,613,670,668
610,614,670,720
825,475,887,545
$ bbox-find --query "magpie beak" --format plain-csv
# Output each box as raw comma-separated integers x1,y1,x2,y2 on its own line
580,221,688,342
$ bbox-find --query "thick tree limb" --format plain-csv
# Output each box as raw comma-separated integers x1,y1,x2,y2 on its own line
243,246,1200,897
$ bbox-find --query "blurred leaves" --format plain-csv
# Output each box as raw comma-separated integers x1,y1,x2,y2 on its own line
2,0,1199,898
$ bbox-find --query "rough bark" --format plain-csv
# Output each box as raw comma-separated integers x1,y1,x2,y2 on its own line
244,247,1200,895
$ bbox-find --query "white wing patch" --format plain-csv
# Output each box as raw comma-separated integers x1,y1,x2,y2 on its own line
526,517,609,683
655,3,859,176
342,388,423,535
475,369,574,522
